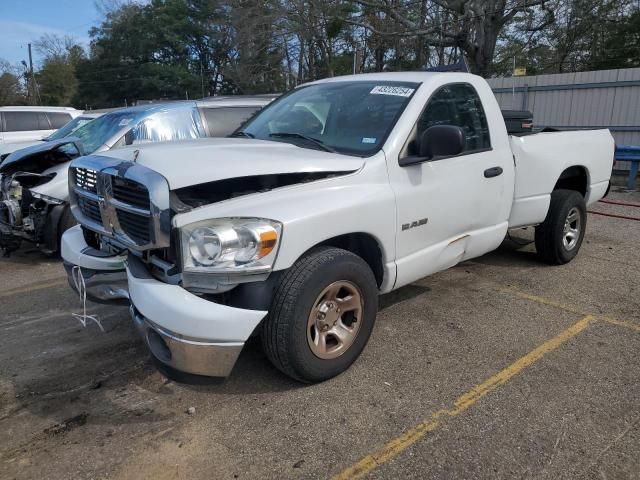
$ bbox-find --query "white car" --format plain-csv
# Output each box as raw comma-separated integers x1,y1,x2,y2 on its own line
0,112,104,161
61,72,614,382
0,106,82,152
0,97,273,255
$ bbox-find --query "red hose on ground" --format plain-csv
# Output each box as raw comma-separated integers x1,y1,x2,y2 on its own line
599,199,640,208
588,210,640,221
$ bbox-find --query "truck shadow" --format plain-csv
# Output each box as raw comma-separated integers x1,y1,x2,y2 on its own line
472,232,541,268
0,259,491,443
0,247,56,264
6,281,431,416
169,283,432,394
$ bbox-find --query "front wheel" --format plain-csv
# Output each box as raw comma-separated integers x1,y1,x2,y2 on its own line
57,206,78,248
262,247,378,383
535,189,587,264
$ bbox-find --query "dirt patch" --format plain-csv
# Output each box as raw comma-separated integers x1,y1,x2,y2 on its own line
43,413,88,436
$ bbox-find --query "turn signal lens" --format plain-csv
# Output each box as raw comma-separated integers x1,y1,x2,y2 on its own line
259,230,278,257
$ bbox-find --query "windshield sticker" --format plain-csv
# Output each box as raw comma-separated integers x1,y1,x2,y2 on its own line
361,137,377,144
118,118,132,127
370,85,415,97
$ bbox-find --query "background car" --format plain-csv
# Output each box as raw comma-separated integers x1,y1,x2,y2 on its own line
0,112,106,161
0,106,82,152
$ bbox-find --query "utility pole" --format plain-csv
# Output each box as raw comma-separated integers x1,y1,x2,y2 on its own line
28,43,36,105
200,62,205,99
21,60,30,104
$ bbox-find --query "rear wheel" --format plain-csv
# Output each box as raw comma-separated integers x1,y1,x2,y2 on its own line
262,247,378,383
535,189,586,264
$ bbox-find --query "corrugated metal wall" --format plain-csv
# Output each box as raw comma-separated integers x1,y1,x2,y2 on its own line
486,68,640,146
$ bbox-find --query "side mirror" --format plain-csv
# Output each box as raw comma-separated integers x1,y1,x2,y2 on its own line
399,125,466,167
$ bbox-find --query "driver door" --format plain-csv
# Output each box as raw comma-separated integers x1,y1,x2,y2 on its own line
388,82,513,288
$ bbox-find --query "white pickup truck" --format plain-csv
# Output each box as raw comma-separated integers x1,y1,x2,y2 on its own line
61,72,614,383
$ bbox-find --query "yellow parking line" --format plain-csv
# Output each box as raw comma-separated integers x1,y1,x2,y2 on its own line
497,287,588,316
498,288,640,334
332,315,595,480
0,279,67,298
599,316,640,333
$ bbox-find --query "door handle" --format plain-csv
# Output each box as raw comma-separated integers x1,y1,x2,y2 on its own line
484,167,503,178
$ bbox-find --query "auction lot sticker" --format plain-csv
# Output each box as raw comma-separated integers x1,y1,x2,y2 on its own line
370,85,415,97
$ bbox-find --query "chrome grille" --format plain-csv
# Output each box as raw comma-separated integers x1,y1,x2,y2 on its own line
76,196,101,224
73,168,98,194
117,209,151,243
68,156,170,251
112,178,150,210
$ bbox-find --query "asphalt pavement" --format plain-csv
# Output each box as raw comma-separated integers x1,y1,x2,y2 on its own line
0,190,638,480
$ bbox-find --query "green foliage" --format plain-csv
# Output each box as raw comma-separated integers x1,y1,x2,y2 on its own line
590,9,640,70
0,72,25,106
37,58,79,105
13,0,640,108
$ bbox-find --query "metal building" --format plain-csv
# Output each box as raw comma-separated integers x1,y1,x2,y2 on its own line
486,68,640,147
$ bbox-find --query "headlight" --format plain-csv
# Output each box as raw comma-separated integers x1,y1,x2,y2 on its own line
181,218,282,273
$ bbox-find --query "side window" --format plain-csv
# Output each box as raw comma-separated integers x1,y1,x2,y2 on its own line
4,112,41,132
37,112,51,130
47,112,72,129
112,134,128,149
411,83,491,156
203,107,261,137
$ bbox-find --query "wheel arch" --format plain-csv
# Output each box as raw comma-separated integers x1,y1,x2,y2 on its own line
554,165,589,197
222,232,387,314
312,232,385,288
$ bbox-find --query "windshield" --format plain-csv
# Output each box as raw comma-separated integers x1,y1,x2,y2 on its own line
240,81,419,156
47,116,97,141
69,106,205,154
70,111,144,154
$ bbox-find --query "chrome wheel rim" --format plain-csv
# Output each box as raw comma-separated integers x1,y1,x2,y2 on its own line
563,207,581,251
307,280,363,360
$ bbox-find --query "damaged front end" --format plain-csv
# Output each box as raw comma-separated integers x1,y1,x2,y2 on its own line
0,138,81,255
0,171,65,255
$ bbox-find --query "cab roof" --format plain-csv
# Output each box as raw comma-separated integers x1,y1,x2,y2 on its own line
308,71,479,85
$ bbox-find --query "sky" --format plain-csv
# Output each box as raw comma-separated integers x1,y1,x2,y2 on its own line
0,0,101,68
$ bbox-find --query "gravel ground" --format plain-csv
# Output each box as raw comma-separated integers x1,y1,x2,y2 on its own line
0,189,638,480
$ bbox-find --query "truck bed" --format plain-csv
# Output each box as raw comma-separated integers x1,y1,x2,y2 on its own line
508,129,615,228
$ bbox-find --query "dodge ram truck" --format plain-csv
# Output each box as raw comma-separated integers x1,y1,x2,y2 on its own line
61,72,614,383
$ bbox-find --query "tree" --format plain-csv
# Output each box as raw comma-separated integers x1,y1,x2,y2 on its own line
349,0,555,75
590,7,640,69
33,34,85,106
13,0,638,110
0,59,27,106
0,73,24,106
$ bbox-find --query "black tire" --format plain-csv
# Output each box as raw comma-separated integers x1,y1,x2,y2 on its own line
57,206,77,249
535,189,586,265
262,247,378,383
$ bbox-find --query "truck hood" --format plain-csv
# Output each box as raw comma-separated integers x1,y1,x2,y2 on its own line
96,138,365,189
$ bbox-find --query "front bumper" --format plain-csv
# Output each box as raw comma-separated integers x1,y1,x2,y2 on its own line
61,225,129,304
127,256,268,377
62,225,269,378
130,305,245,378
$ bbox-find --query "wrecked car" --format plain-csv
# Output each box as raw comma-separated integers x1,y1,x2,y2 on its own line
0,97,272,255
